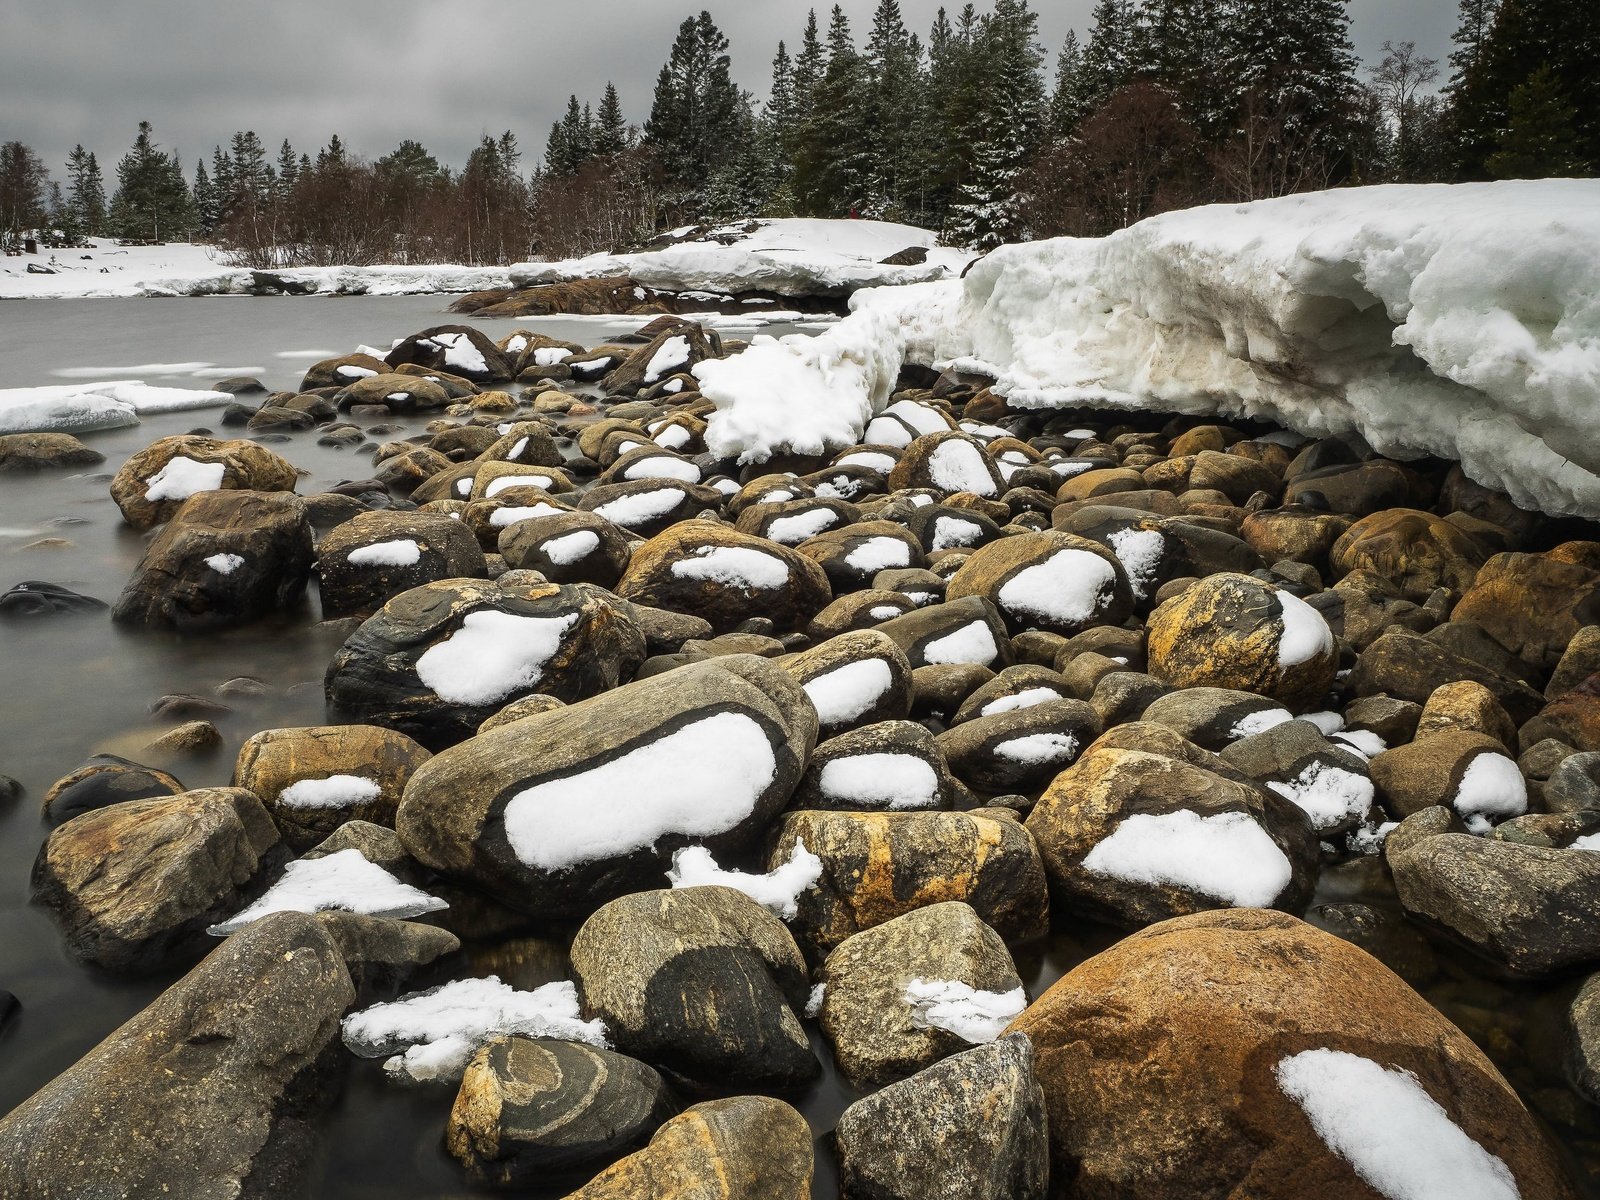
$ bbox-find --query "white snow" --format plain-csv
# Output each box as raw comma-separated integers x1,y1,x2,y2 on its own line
927,438,998,496
834,450,897,474
623,453,700,483
1571,833,1600,853
665,840,823,920
592,486,684,527
143,456,226,502
484,472,554,497
644,335,691,384
336,364,377,379
932,516,984,551
868,605,904,620
922,619,1000,666
1277,590,1335,668
341,977,608,1083
1266,761,1375,834
1301,710,1346,735
502,710,777,870
208,849,446,935
981,686,1064,717
903,979,1026,1044
805,982,827,1018
540,529,600,566
1232,707,1295,739
817,753,942,810
1276,1048,1520,1200
347,538,423,568
418,332,488,376
1106,528,1165,600
993,731,1079,766
844,537,913,574
997,549,1118,626
277,774,384,811
803,657,894,726
532,346,573,366
865,399,952,447
767,507,840,545
1082,809,1293,907
1453,752,1528,833
653,423,692,450
669,544,790,589
415,610,579,706
204,553,245,575
1333,729,1388,758
489,502,567,527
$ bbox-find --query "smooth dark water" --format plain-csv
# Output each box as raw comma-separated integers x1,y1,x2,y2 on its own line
0,295,1595,1197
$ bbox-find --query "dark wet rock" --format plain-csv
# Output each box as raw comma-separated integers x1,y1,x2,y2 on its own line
888,431,1005,498
1139,686,1295,750
0,912,366,1200
0,432,104,471
0,580,107,617
1219,719,1375,836
300,352,389,391
1026,735,1318,927
780,629,914,735
1010,909,1578,1200
315,509,487,619
447,1036,676,1184
937,699,1100,794
1546,752,1600,814
32,787,283,973
1308,901,1439,989
233,724,431,851
794,520,926,593
384,325,513,382
834,1032,1048,1200
1343,693,1423,744
577,478,723,537
40,754,184,826
112,490,314,630
110,434,298,530
772,808,1049,960
569,887,818,1087
560,1096,813,1200
325,578,645,748
871,595,1015,671
946,531,1133,637
818,901,1023,1087
793,720,960,811
397,654,815,915
1388,811,1600,977
1146,571,1336,710
498,510,633,587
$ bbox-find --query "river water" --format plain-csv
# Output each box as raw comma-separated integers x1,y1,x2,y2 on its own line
0,295,1594,1197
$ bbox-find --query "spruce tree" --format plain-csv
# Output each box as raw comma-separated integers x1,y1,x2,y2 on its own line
1047,30,1087,138
1484,64,1584,177
1080,0,1138,109
793,5,875,215
0,141,49,242
110,121,191,241
65,144,106,237
1137,0,1232,137
276,139,299,199
209,145,235,229
193,158,213,235
864,0,924,216
82,152,107,236
643,10,744,203
793,9,826,126
594,83,629,157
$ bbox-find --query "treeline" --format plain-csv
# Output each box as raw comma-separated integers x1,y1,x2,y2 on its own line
2,0,1594,259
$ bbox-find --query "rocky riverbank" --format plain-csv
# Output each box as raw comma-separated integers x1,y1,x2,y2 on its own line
2,312,1599,1198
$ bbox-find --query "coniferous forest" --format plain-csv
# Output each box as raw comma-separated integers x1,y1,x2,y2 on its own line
1,0,1595,263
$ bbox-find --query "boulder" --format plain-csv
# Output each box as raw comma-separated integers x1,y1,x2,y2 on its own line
772,809,1049,959
39,754,183,826
616,521,831,634
498,511,632,587
569,887,817,1086
325,578,646,747
1370,730,1527,829
1026,736,1318,927
1009,908,1578,1200
1329,508,1487,600
31,787,283,973
793,720,960,811
945,532,1134,637
818,902,1024,1087
298,352,389,390
447,1036,676,1184
794,520,926,593
110,434,297,530
1453,545,1600,671
833,1033,1048,1200
233,724,431,851
396,654,816,915
0,431,104,471
872,596,1015,671
111,490,313,630
1139,687,1294,750
0,913,362,1200
936,699,1101,795
384,325,514,382
315,510,487,618
888,431,1005,498
1349,628,1544,724
1219,719,1375,836
561,1096,812,1200
578,478,723,536
779,629,914,735
1146,572,1337,710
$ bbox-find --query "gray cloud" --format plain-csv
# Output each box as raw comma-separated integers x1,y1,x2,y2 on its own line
1,0,1459,178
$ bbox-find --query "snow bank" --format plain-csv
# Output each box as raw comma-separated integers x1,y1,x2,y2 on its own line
1276,1048,1520,1200
342,977,608,1082
0,379,231,435
512,217,972,298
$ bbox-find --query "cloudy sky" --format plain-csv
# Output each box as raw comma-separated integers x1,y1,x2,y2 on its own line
3,0,1459,176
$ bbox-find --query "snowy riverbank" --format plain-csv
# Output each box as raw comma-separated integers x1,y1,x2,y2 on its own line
701,181,1600,520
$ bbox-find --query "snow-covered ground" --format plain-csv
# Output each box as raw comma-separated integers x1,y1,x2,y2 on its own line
701,181,1600,520
511,218,974,298
0,241,509,299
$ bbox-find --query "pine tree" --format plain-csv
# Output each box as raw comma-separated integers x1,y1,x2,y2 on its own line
1080,0,1138,109
193,158,214,236
82,152,107,236
547,95,593,175
643,10,744,203
319,134,347,168
948,0,1046,247
594,83,629,157
1137,0,1232,137
65,144,106,238
1047,30,1087,138
0,142,49,242
276,139,299,199
208,145,235,229
793,9,826,125
109,121,192,241
1485,64,1584,177
793,5,875,215
1446,0,1501,94
864,0,924,216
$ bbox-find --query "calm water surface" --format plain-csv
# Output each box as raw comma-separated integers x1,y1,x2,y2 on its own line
0,295,1594,1197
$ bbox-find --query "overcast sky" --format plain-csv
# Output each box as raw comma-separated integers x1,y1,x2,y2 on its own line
2,0,1459,176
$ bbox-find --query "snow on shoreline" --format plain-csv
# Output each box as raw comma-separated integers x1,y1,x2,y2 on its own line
0,380,232,435
704,181,1600,519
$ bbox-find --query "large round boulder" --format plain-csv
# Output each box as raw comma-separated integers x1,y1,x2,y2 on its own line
110,434,298,530
315,510,487,619
946,532,1134,637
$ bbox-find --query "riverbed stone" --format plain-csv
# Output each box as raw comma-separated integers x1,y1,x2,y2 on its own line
110,434,298,530
40,754,184,826
945,532,1133,637
315,509,487,618
569,886,817,1087
780,629,914,735
1329,508,1488,600
1453,545,1600,672
32,787,283,973
936,699,1101,795
397,654,816,915
447,1036,676,1184
871,595,1015,671
0,431,104,471
833,1032,1048,1200
793,720,959,811
498,511,632,586
1008,908,1578,1200
325,577,645,747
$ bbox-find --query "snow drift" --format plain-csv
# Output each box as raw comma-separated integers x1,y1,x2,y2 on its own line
512,218,973,298
703,181,1600,519
0,380,231,435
